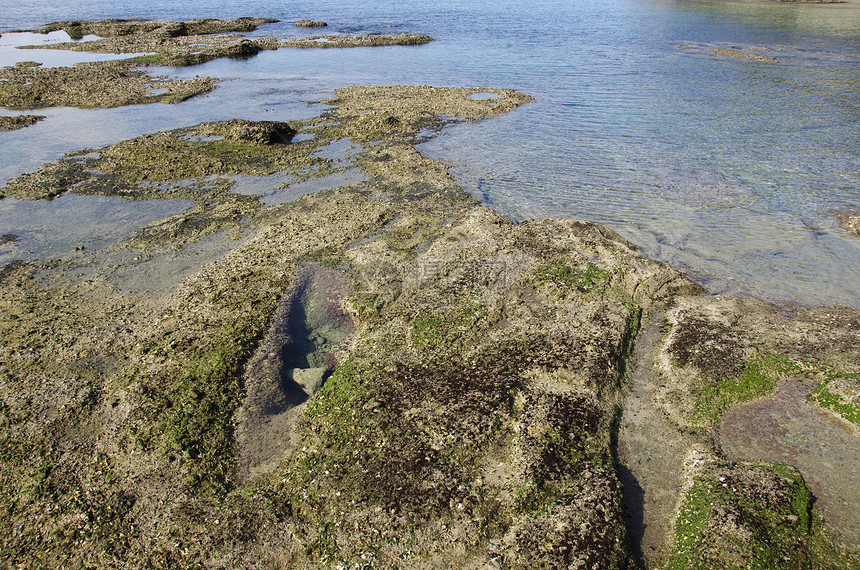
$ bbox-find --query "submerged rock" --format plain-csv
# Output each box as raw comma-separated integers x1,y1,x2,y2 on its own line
837,212,860,237
709,47,778,62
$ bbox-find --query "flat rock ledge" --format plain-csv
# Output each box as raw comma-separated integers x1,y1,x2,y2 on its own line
295,20,327,28
0,19,434,113
0,84,857,569
0,114,45,131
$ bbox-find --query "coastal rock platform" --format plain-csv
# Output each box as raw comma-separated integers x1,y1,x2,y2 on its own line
0,26,858,568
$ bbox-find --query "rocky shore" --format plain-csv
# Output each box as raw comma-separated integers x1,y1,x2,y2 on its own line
0,114,44,131
0,18,432,112
1,20,858,569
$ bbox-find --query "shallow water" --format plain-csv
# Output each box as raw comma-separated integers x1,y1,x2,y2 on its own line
0,0,858,307
0,31,146,67
721,378,860,545
0,194,194,263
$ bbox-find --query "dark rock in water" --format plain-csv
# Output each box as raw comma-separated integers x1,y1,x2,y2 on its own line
0,234,18,245
295,20,327,28
222,119,296,145
225,38,263,59
0,115,45,131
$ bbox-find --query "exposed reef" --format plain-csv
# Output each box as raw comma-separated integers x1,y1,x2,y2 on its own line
0,114,44,130
0,19,434,114
0,59,216,110
678,44,779,63
657,295,859,433
1,82,858,569
295,20,328,28
30,17,279,37
280,33,433,49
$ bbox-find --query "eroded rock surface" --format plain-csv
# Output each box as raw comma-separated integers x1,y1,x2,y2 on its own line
646,295,860,566
0,114,45,130
1,82,858,569
1,19,434,114
0,84,674,567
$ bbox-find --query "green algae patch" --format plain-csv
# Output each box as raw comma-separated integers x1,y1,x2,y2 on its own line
668,450,814,569
155,325,260,494
657,297,860,432
811,373,860,426
1,119,319,210
535,260,612,294
687,350,799,427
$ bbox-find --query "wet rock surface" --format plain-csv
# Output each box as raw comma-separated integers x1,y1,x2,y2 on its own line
295,20,328,28
1,19,434,115
634,294,860,567
0,114,45,130
1,72,858,569
721,379,860,547
280,33,433,49
616,310,708,567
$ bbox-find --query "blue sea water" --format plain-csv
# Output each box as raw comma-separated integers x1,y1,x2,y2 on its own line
0,0,858,306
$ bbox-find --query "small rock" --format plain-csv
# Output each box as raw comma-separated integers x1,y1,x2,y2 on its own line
222,119,296,145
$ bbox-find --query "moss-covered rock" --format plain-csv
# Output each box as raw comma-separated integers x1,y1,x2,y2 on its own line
668,448,815,569
2,81,856,568
656,296,860,432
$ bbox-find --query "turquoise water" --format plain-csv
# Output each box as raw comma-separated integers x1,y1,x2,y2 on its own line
0,0,858,306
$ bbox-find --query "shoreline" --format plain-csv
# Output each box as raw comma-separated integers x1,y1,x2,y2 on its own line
0,19,858,568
